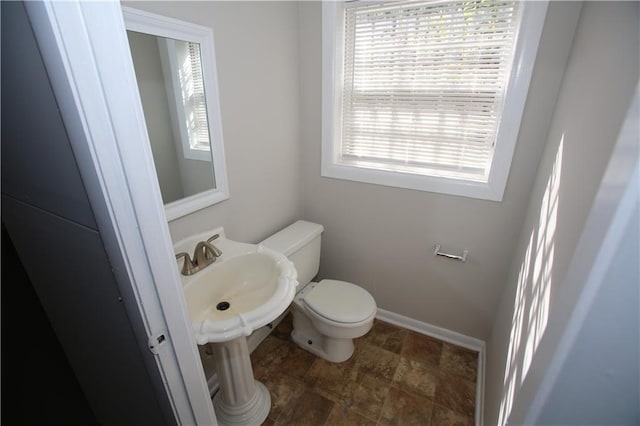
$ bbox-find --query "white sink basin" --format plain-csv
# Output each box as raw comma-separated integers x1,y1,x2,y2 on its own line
178,231,297,344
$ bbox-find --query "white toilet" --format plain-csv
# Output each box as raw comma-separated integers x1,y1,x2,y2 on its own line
260,220,376,363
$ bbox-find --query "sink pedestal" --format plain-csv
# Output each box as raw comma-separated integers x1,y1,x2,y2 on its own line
211,336,271,425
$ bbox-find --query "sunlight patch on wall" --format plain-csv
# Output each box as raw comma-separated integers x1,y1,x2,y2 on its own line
498,135,564,424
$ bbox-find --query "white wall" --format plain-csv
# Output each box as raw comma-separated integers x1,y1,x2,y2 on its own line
484,2,639,424
123,1,304,244
297,1,581,339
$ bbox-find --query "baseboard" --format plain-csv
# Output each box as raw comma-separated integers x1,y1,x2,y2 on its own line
376,308,486,426
376,308,484,350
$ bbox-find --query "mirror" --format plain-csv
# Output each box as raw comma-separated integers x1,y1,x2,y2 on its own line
123,7,229,221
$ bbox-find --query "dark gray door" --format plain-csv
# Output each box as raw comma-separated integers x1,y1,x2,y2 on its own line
1,2,175,424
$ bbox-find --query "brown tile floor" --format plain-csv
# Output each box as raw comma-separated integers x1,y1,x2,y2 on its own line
246,313,478,425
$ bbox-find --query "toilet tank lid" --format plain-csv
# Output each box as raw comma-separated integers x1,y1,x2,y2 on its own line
259,220,324,257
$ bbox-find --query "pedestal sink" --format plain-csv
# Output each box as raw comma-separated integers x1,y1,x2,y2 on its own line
176,228,297,426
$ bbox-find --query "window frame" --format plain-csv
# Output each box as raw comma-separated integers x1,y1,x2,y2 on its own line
321,0,549,201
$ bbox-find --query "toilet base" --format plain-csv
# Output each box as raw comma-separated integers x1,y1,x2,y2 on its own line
291,306,357,363
291,328,355,363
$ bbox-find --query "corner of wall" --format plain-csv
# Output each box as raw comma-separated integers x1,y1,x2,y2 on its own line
483,2,639,423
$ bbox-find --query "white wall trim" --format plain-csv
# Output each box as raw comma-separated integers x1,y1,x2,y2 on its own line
376,308,486,425
376,308,484,351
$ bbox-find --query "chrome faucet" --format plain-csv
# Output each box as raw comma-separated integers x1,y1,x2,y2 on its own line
175,234,223,276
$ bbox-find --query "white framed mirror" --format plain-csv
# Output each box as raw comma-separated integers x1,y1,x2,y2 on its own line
123,7,229,221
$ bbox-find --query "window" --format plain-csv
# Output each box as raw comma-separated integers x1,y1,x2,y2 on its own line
180,42,211,157
322,0,548,201
159,38,212,162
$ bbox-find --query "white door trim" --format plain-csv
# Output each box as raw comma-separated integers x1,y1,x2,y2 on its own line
23,1,217,424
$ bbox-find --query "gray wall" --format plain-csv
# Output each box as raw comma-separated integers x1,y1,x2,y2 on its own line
297,1,580,339
124,1,304,245
484,2,639,424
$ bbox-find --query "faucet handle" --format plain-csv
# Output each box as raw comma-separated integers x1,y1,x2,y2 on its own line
175,252,195,275
206,234,223,257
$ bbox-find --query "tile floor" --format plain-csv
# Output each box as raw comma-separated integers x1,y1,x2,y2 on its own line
246,313,478,425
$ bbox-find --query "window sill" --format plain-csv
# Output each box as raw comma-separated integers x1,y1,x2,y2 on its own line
321,161,506,202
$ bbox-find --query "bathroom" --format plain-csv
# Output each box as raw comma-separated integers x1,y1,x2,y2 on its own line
1,1,638,425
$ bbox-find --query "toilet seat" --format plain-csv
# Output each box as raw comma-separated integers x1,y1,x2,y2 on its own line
303,279,376,324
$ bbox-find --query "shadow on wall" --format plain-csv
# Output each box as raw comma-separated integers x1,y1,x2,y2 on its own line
498,136,564,424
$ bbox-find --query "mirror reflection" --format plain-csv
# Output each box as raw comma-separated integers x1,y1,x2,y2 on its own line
127,30,215,205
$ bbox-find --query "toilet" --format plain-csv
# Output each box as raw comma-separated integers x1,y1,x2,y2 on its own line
260,220,376,363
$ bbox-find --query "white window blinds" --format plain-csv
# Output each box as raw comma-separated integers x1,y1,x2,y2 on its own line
180,42,210,152
340,0,521,182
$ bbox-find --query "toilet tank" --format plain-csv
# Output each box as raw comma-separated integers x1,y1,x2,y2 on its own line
260,221,324,290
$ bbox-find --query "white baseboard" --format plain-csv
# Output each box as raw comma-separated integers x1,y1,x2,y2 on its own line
376,308,486,426
376,308,484,351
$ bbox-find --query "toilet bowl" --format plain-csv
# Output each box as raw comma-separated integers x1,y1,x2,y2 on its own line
260,221,376,363
292,279,376,362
